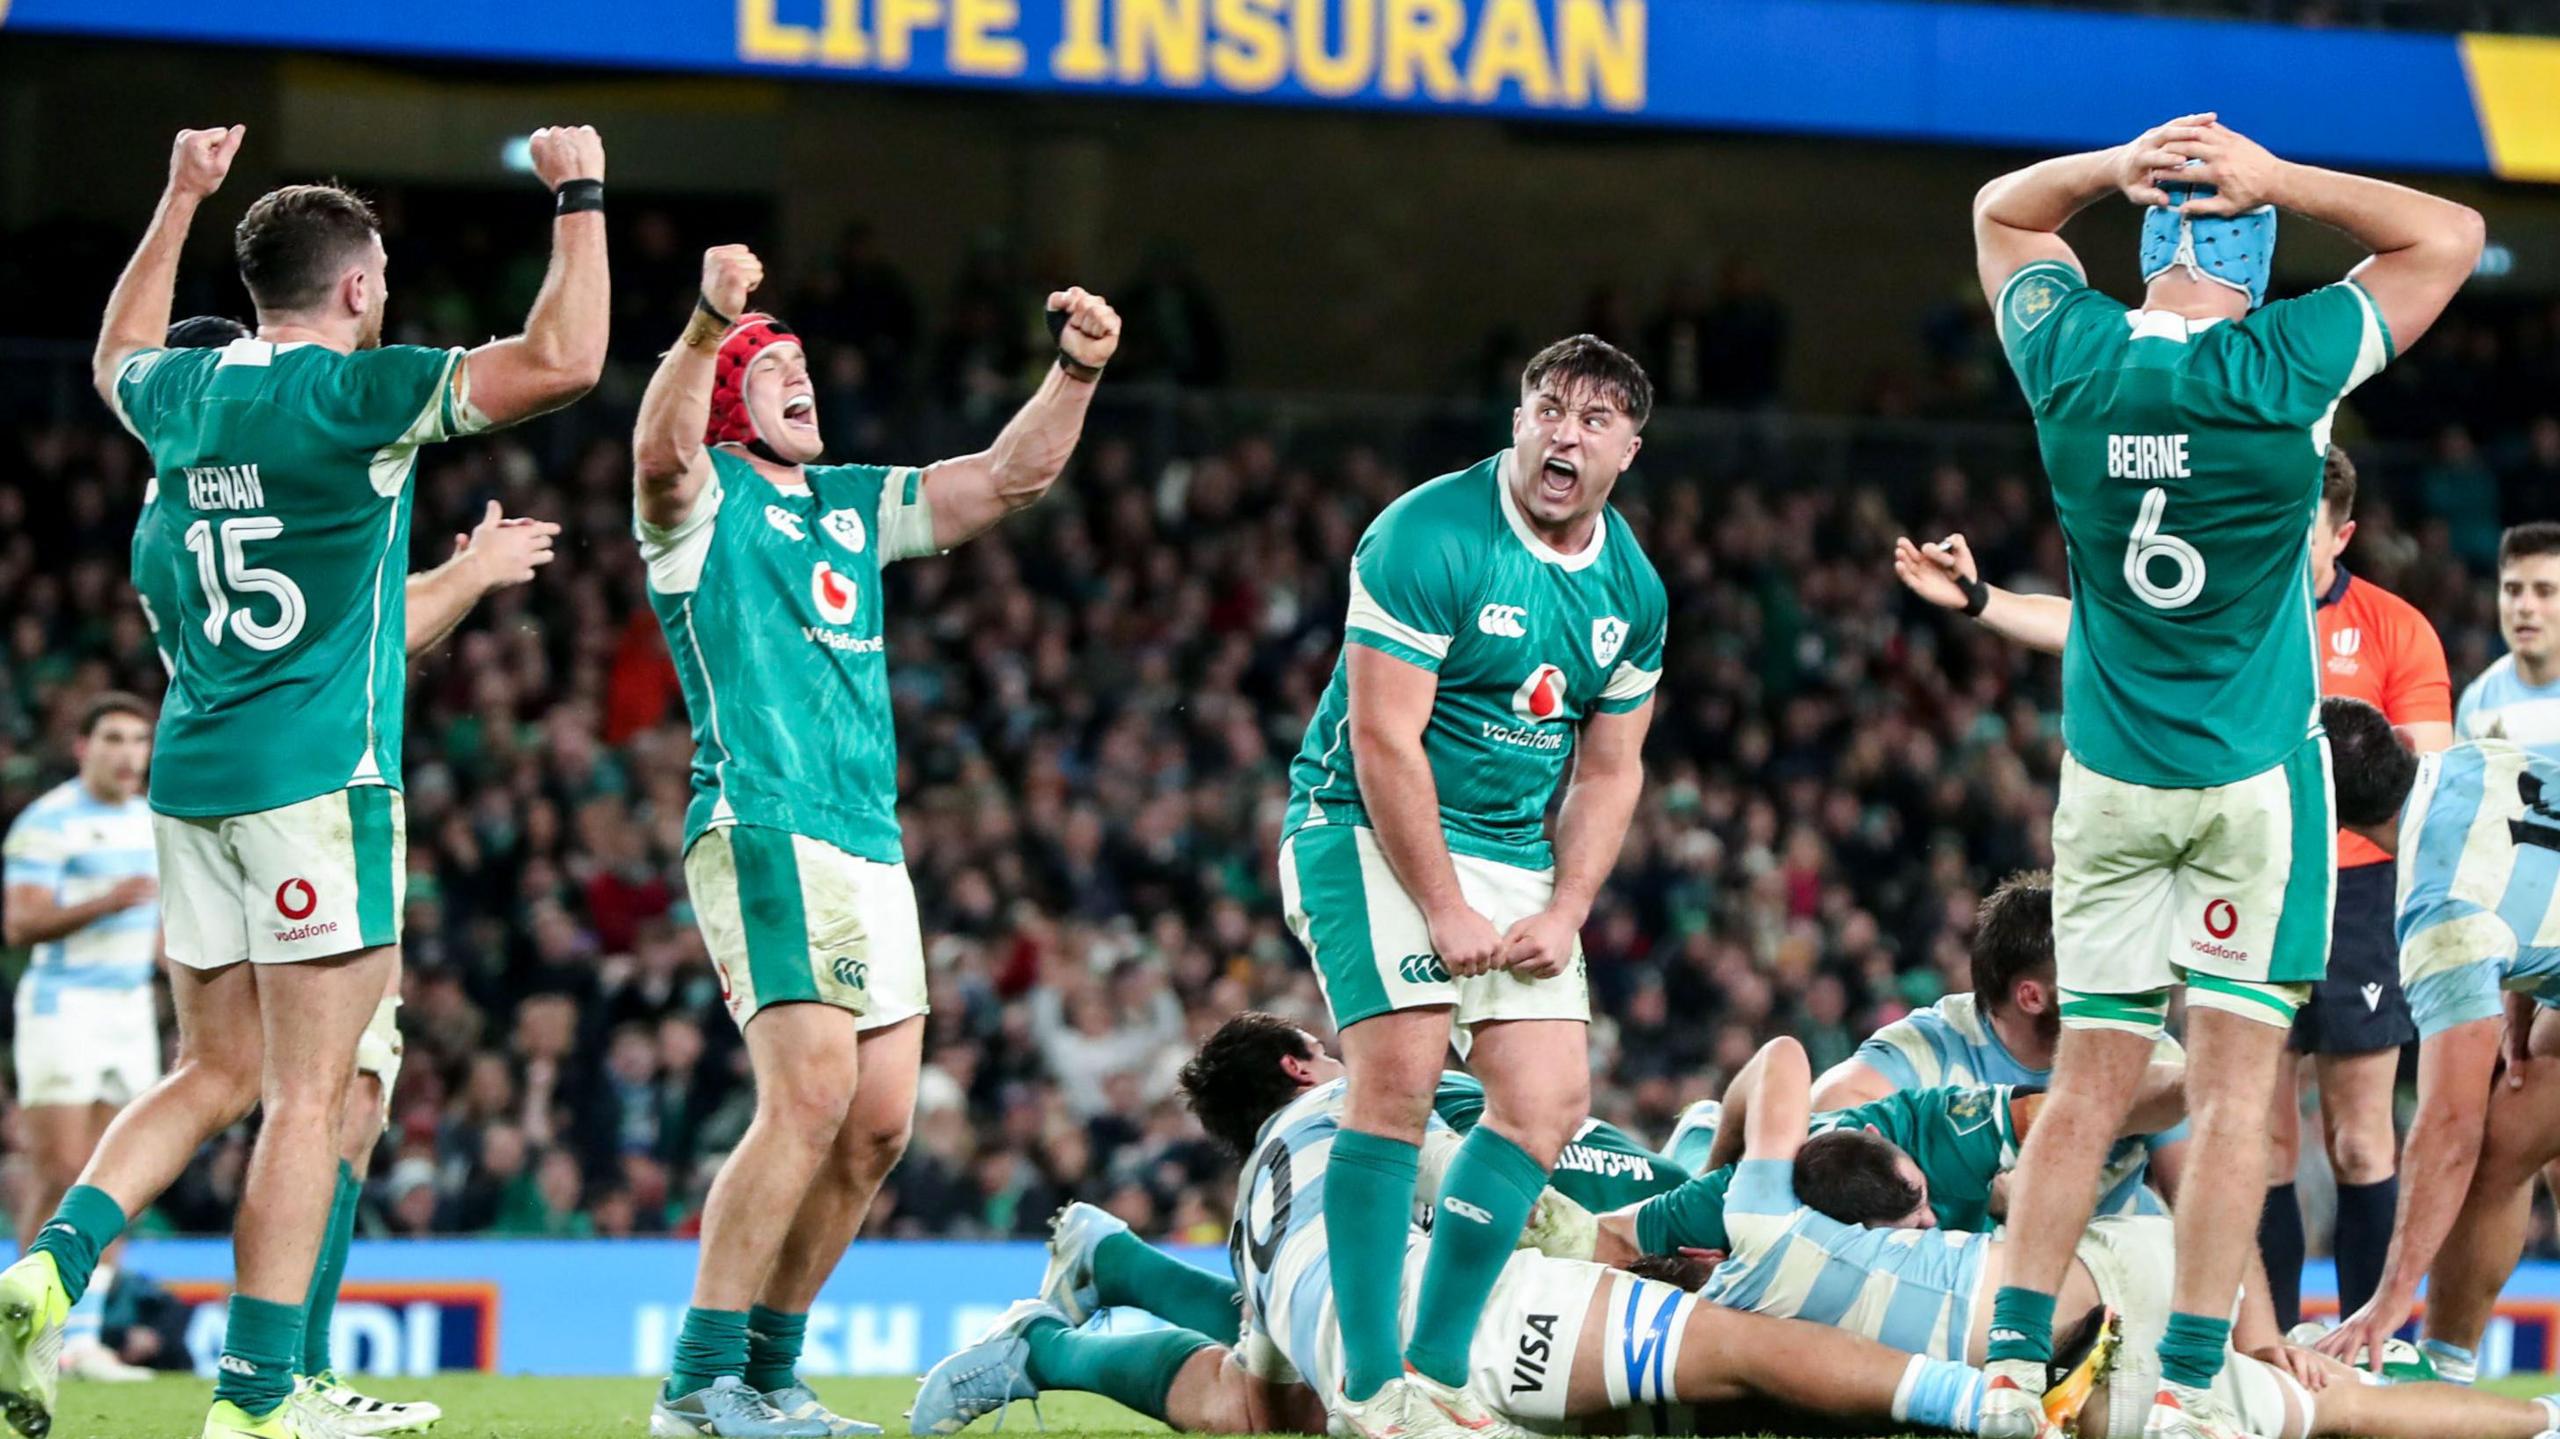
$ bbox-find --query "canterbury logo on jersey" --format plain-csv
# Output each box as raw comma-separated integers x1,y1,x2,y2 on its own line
765,505,807,541
1397,953,1451,985
1478,603,1527,638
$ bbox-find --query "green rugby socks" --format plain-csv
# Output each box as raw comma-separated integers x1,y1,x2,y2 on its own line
301,1161,359,1377
1022,1315,1215,1423
665,1306,751,1400
212,1294,304,1418
1325,1128,1420,1402
1988,1285,2056,1391
2160,1312,2232,1390
1092,1232,1242,1344
28,1184,128,1305
745,1305,810,1392
1406,1127,1547,1388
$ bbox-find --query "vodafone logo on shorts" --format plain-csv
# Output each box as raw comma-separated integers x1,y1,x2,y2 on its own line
811,562,859,626
276,878,318,920
2203,898,2238,939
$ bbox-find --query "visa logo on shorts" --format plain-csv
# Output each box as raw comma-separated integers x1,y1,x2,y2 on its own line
1510,1312,1559,1396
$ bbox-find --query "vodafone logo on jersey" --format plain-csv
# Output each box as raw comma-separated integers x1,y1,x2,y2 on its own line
276,878,318,920
1510,665,1568,725
810,562,859,626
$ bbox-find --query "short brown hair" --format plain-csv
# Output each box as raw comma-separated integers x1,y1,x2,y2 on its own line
1971,870,2055,1013
2321,445,2357,523
2503,522,2560,569
1521,335,1653,430
79,691,152,738
234,184,380,312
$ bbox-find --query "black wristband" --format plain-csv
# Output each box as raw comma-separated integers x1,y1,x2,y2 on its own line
1047,306,1104,381
1959,574,1991,617
694,294,734,330
554,178,605,215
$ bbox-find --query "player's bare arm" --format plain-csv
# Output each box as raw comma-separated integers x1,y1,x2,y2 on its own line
92,125,243,402
1893,533,2069,656
1737,1037,1815,1165
2318,1014,2501,1370
2164,123,2482,348
1971,113,2217,305
455,125,610,428
919,286,1123,549
1808,1059,1895,1111
1505,698,1649,979
1347,645,1503,976
2,875,157,948
405,500,562,656
633,244,762,531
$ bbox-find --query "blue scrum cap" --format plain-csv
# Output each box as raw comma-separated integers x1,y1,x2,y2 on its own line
2139,172,2277,309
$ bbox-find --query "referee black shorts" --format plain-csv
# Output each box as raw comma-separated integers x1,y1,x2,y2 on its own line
2290,858,2416,1056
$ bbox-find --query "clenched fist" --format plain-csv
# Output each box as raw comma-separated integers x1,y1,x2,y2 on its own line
702,245,764,319
527,125,605,188
1047,286,1123,371
168,126,244,202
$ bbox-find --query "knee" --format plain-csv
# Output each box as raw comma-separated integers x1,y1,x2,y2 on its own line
2325,1118,2399,1186
757,1064,860,1145
170,1054,263,1127
1484,1080,1589,1162
824,1117,913,1191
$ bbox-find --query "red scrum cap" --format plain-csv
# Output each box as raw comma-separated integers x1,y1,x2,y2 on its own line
704,313,798,450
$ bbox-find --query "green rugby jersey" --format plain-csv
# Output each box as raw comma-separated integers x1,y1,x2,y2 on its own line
1997,262,2393,788
1431,1070,1690,1212
1635,1085,2020,1256
1283,452,1667,870
131,479,181,676
110,338,479,817
639,449,939,865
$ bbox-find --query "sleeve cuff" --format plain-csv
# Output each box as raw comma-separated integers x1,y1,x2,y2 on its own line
1346,628,1445,673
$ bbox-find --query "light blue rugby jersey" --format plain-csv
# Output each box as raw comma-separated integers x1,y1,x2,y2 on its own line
2,779,159,1012
2398,739,2560,1035
2456,656,2560,761
1851,993,2182,1215
1703,1159,1990,1361
1233,1078,1450,1385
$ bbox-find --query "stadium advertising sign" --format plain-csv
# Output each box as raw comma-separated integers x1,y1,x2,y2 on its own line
7,0,2558,179
117,1237,2560,1377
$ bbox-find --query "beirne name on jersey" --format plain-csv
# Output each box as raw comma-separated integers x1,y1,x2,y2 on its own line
639,449,939,864
1997,262,2393,788
1284,451,1668,869
111,338,484,817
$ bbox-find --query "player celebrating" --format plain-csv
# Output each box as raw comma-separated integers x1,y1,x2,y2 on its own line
1894,446,2453,1330
0,122,607,1439
633,246,1118,1438
1279,335,1665,1439
1967,114,2479,1438
3,693,159,1381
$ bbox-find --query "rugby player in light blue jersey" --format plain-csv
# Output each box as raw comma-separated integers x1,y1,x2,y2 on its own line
910,1019,2050,1439
2314,697,2560,1381
1799,871,2189,1218
2455,525,2560,756
1562,1036,2560,1439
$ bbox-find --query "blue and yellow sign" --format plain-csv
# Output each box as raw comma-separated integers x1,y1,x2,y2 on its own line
6,0,2557,179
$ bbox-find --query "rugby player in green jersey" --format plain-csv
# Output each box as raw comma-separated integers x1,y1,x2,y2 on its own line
1968,115,2482,1439
0,124,607,1439
1279,336,1668,1439
632,245,1119,1438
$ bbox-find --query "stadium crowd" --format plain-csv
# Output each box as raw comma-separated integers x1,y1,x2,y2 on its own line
3,225,2558,1260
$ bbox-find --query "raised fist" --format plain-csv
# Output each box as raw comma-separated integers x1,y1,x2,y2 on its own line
527,126,606,188
169,126,244,201
702,245,764,318
1047,286,1123,371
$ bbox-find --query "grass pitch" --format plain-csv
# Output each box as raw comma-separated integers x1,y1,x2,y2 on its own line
45,1372,2560,1438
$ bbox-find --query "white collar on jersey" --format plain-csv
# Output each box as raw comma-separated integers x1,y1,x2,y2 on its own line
1496,448,1607,572
2123,310,2229,343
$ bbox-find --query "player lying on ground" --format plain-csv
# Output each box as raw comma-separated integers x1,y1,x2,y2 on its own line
2309,697,2560,1380
634,247,1118,1439
1544,1037,2558,1439
1792,869,2187,1214
1893,446,2450,1334
1,121,606,1439
907,1026,2069,1439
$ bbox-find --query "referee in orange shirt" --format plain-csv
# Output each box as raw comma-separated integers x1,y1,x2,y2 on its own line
1891,444,2453,1330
